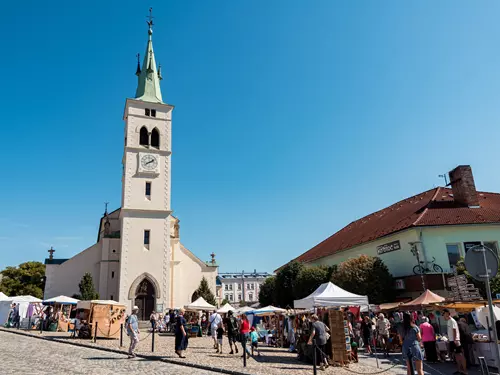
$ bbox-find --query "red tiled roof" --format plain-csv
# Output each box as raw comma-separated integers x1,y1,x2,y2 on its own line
292,187,500,264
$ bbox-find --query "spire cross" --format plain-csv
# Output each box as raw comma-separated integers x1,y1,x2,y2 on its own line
147,7,154,29
104,201,109,215
48,247,55,260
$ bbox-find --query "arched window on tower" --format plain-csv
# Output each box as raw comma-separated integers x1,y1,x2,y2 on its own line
151,128,160,149
139,126,149,146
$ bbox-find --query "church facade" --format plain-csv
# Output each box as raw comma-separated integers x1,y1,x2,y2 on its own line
44,20,218,318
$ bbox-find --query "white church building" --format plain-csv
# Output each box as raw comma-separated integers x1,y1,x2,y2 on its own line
44,17,218,319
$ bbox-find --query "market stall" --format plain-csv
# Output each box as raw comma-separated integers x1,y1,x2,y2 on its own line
43,295,79,332
76,300,126,339
184,297,215,337
0,295,43,327
217,303,236,314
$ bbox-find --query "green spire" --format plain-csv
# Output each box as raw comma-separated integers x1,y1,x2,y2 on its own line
135,9,163,103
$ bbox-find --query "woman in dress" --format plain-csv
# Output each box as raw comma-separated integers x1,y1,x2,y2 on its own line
175,308,188,358
360,315,373,354
399,312,424,375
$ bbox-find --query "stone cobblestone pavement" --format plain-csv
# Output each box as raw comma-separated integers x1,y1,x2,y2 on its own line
0,330,219,375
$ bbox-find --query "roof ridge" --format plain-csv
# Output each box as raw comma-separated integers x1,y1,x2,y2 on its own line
412,187,440,226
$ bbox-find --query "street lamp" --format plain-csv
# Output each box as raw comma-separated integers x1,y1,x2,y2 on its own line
409,241,427,291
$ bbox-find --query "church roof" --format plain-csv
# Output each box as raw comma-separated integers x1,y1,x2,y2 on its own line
288,187,500,266
134,13,163,104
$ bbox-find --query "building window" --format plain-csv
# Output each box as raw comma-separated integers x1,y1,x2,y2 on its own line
238,294,242,301
139,126,149,146
145,182,151,198
229,284,233,291
224,285,228,291
111,271,115,279
249,293,253,301
110,295,113,300
237,284,241,291
144,230,150,246
446,244,461,269
229,294,233,301
464,241,499,256
151,128,160,148
151,109,157,117
224,294,229,300
145,108,150,116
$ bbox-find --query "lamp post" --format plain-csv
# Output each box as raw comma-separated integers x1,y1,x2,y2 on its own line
409,242,426,291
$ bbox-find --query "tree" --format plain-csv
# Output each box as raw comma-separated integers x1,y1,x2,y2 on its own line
192,277,217,306
275,261,304,307
78,272,99,300
220,298,230,306
295,266,330,300
331,255,396,304
0,261,46,298
259,276,276,306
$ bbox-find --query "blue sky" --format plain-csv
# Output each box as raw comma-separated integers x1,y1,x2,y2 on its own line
1,1,500,273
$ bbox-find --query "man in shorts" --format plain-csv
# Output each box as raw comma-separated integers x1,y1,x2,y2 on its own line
444,309,467,375
224,310,239,354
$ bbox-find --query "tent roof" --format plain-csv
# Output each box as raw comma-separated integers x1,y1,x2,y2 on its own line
253,305,287,316
236,306,254,314
185,297,216,311
76,300,124,310
402,290,445,308
217,303,236,314
8,295,42,303
294,282,369,309
43,295,79,305
0,292,8,300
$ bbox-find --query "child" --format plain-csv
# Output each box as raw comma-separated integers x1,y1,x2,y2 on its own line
350,341,358,363
216,323,224,354
250,327,260,356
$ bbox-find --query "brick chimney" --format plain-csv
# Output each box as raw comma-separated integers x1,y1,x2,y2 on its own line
448,165,480,207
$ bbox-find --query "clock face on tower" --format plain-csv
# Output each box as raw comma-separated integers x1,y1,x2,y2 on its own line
141,154,158,170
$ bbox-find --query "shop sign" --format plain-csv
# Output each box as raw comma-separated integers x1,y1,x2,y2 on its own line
394,279,405,290
377,240,401,255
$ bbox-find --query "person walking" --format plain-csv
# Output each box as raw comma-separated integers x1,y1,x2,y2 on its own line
126,306,140,358
458,317,474,369
377,313,391,357
399,312,424,375
250,327,261,356
361,315,373,354
240,314,251,359
419,317,437,363
225,310,239,354
444,309,467,375
175,308,188,358
216,323,224,354
209,310,222,349
308,314,330,371
150,311,157,332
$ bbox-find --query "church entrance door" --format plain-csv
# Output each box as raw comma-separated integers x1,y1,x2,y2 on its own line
134,279,155,321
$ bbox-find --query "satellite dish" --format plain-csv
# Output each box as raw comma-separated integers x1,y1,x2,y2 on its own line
464,245,499,282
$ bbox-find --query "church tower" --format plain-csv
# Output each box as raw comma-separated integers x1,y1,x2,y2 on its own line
118,12,173,317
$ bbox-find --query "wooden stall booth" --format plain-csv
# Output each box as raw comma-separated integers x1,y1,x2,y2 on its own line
76,300,126,339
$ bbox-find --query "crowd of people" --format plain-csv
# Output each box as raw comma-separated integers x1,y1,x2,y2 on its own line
352,309,473,375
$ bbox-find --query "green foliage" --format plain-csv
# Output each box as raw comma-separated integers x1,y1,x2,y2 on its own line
0,261,46,298
274,261,304,307
331,255,396,304
221,298,230,306
78,272,99,300
192,277,217,306
258,276,276,306
294,266,330,300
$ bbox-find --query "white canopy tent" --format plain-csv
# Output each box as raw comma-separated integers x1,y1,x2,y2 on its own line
0,292,8,300
252,305,287,317
43,295,79,305
184,297,216,311
0,295,43,325
235,306,254,315
293,282,369,309
217,303,236,314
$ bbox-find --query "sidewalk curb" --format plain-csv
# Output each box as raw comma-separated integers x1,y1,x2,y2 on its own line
0,328,253,375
